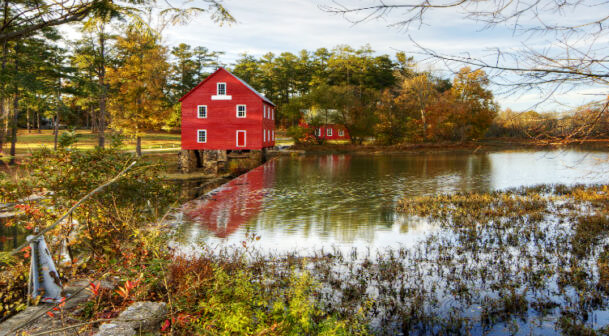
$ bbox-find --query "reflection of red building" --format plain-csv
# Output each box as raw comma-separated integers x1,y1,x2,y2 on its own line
318,154,351,175
183,160,276,238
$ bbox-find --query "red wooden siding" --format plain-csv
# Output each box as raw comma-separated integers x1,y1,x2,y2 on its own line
180,68,276,150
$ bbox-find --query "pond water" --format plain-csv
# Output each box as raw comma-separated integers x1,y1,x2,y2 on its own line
176,149,609,253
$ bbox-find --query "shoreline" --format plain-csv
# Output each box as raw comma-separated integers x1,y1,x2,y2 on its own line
291,138,609,154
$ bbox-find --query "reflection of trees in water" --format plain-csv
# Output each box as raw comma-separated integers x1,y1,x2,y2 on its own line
0,217,20,252
249,153,492,244
375,153,492,196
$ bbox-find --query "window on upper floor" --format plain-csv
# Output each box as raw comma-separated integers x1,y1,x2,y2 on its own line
197,105,207,118
271,108,274,120
237,104,247,118
217,82,226,95
197,129,207,143
263,105,267,119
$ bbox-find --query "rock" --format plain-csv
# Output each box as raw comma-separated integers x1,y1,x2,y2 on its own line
116,301,167,333
94,323,136,336
178,150,198,173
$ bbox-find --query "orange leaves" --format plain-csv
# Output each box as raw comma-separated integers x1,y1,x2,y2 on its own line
45,298,66,318
15,204,43,218
20,246,31,259
88,281,101,297
115,279,141,301
160,314,193,333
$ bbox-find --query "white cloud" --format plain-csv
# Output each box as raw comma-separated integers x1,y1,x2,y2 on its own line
160,0,607,111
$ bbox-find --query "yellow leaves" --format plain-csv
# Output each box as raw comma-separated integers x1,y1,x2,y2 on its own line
107,27,170,134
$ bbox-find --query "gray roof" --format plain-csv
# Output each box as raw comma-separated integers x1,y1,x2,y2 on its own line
230,72,276,106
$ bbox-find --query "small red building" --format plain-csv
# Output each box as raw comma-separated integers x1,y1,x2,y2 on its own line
179,67,276,150
312,124,350,140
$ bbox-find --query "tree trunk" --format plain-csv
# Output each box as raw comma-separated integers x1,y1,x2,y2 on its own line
26,107,30,133
90,105,96,132
9,42,19,165
420,108,427,140
0,0,7,154
0,99,5,154
136,135,142,157
36,110,41,133
9,94,19,165
53,112,59,150
97,30,107,149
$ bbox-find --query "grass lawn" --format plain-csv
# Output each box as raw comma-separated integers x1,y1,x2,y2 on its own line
4,129,181,155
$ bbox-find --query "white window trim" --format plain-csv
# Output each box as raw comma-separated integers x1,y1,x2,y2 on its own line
338,130,344,137
212,82,231,100
263,105,267,119
197,129,207,143
217,82,226,95
327,128,333,137
236,130,246,147
197,105,207,118
271,108,274,120
236,104,247,118
263,129,266,142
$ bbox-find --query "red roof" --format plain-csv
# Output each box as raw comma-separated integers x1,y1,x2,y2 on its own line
179,67,276,106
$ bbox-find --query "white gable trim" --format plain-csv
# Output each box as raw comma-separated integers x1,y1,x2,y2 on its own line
211,95,232,100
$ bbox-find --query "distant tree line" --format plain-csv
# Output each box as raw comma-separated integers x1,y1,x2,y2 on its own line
230,47,498,144
489,103,609,141
1,0,605,163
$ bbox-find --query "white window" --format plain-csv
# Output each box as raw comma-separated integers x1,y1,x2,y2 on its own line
217,82,226,95
236,105,246,118
271,108,274,120
315,128,321,137
263,106,267,119
272,130,275,141
338,130,344,137
197,129,207,143
263,129,266,142
197,105,207,118
327,128,333,137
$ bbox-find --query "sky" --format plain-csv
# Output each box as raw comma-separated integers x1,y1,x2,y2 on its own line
159,0,606,112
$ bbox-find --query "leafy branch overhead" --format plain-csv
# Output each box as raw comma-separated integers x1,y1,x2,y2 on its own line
322,0,609,106
0,0,234,44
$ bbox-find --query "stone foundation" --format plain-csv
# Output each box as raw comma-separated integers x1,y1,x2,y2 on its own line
179,149,263,174
178,150,198,173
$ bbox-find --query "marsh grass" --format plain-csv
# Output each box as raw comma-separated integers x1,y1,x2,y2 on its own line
175,184,609,335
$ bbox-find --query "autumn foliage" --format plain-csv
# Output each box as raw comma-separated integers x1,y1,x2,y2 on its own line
375,67,498,144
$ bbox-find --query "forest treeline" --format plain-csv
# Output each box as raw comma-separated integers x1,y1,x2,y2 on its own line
0,20,605,160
